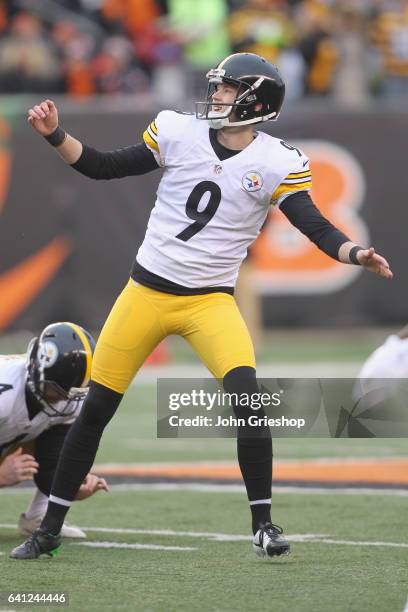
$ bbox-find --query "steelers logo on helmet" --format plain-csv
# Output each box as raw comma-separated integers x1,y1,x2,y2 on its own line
38,341,59,369
242,171,263,192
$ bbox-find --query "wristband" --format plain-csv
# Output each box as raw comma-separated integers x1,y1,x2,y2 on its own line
349,245,363,265
44,126,66,147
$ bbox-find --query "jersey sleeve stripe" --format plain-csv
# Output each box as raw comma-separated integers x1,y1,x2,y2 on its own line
146,124,158,143
149,120,158,136
282,175,312,185
143,129,160,153
271,181,312,203
285,170,311,179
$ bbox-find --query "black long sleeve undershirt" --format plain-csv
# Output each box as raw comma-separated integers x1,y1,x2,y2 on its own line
70,140,350,261
280,191,350,260
71,142,159,179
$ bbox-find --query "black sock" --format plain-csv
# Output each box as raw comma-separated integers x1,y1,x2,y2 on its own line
223,366,273,535
250,503,272,535
41,381,123,535
42,502,69,536
238,437,273,534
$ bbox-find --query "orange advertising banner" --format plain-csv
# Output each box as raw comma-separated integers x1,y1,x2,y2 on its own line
0,103,406,331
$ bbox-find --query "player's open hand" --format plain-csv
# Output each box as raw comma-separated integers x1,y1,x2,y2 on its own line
75,473,109,500
357,247,393,279
27,99,58,136
0,447,39,487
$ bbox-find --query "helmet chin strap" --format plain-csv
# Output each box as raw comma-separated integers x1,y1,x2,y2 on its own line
208,116,229,130
207,105,233,129
208,110,277,130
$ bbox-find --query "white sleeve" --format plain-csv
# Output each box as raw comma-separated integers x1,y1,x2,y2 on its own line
271,150,312,207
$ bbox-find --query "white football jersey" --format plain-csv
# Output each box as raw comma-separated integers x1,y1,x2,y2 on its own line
138,111,311,288
358,335,408,380
0,355,83,458
354,335,408,399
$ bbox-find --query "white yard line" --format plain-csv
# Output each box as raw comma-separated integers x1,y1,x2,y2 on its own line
106,482,408,497
62,527,328,542
94,456,408,469
134,362,361,382
72,541,197,551
313,539,408,548
0,483,407,496
0,523,407,549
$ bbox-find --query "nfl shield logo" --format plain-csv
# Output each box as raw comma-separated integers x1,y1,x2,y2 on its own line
213,164,223,175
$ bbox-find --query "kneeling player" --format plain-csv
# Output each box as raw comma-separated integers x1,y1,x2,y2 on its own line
0,322,108,539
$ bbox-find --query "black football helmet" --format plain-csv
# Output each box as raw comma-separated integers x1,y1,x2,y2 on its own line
196,53,285,129
26,322,96,417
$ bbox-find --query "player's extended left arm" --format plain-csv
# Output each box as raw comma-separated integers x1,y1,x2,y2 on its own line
280,192,393,279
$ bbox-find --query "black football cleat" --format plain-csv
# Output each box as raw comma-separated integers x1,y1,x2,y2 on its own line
252,523,290,558
9,528,62,560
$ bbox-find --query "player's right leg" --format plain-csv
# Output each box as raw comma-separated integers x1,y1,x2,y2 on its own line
10,280,167,559
181,292,289,558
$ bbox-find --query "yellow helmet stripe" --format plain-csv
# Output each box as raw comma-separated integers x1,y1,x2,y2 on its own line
66,322,93,387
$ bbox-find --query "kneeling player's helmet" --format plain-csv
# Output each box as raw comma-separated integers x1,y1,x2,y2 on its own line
196,52,285,129
26,322,96,416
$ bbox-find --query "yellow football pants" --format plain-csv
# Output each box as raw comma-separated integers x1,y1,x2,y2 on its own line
92,279,256,394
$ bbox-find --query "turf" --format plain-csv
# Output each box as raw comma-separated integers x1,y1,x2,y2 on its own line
0,489,407,612
0,333,406,611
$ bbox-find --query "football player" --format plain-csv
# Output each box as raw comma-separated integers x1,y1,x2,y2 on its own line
358,325,408,380
12,53,392,560
354,325,408,400
1,322,108,540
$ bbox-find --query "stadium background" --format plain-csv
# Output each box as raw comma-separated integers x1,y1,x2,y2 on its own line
0,2,408,611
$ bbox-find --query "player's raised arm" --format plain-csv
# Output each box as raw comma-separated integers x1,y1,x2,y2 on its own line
27,99,83,164
27,99,160,180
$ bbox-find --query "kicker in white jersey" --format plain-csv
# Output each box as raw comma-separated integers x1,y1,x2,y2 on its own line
138,110,312,288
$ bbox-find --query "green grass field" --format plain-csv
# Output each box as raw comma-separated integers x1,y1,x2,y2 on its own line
0,333,407,611
1,387,407,611
0,488,407,612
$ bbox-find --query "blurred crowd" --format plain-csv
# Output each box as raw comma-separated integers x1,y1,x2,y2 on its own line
1,0,408,103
